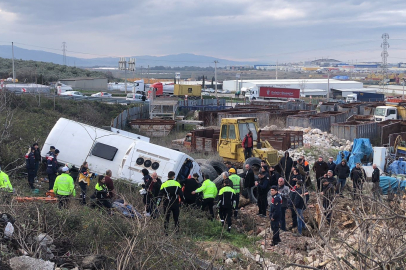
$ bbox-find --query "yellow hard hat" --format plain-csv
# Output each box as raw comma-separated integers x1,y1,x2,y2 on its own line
228,168,236,174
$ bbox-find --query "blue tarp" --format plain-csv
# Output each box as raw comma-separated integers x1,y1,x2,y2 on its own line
388,160,406,175
380,176,406,194
335,139,373,170
334,150,351,165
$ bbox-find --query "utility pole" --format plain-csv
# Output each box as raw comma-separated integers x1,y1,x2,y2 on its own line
403,78,405,99
381,33,390,93
62,42,67,65
118,58,135,95
276,60,278,80
12,42,15,86
214,60,218,105
147,65,150,84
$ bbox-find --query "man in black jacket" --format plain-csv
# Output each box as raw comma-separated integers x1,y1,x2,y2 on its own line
244,164,256,202
32,143,41,177
327,157,336,176
292,180,307,236
313,156,329,192
350,163,366,200
26,147,36,190
371,164,381,201
182,173,201,207
334,160,350,196
321,179,335,224
269,185,282,245
279,151,293,180
269,166,280,187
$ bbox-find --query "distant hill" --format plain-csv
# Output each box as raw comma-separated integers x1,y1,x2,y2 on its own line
0,45,259,67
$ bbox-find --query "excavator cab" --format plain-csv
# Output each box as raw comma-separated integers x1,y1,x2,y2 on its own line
218,117,279,165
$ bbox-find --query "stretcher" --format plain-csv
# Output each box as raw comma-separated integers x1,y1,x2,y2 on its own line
15,190,57,203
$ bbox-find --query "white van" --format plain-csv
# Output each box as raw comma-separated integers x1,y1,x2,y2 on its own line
41,118,202,183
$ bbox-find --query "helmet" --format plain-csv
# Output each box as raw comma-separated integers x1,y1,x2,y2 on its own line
228,168,236,174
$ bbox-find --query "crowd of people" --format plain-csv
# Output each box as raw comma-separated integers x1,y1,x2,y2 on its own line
0,143,383,243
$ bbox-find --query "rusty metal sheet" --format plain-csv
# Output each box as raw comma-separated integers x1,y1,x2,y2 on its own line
331,121,377,141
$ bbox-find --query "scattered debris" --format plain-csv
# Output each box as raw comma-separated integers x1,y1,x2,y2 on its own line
9,256,55,270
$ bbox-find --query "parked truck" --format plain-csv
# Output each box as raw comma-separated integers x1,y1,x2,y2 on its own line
174,85,202,97
346,92,385,103
246,86,300,101
41,118,204,184
374,103,406,122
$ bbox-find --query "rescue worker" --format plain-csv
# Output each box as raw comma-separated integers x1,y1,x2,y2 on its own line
46,149,60,190
157,171,185,235
78,161,94,205
269,185,282,246
95,175,113,213
53,166,76,209
217,179,236,232
228,168,241,218
0,164,13,192
255,171,269,217
242,131,253,160
26,147,36,190
192,174,218,220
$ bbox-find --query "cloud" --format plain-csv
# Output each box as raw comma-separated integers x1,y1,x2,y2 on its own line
0,0,405,63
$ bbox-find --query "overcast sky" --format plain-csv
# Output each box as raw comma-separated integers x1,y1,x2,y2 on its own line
0,0,405,63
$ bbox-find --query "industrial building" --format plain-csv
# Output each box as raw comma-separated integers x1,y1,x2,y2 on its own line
223,79,364,97
59,77,108,90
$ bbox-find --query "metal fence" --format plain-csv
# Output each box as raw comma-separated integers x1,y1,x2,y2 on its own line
331,121,378,141
111,105,149,129
178,98,226,107
286,115,331,131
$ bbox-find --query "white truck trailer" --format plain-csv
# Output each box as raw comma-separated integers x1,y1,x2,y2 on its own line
41,118,203,184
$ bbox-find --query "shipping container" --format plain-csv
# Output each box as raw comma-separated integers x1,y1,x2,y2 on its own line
174,85,202,97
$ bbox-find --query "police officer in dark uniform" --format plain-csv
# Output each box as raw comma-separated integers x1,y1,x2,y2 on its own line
158,171,185,235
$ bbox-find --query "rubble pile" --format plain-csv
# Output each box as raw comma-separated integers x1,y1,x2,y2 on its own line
262,125,353,163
